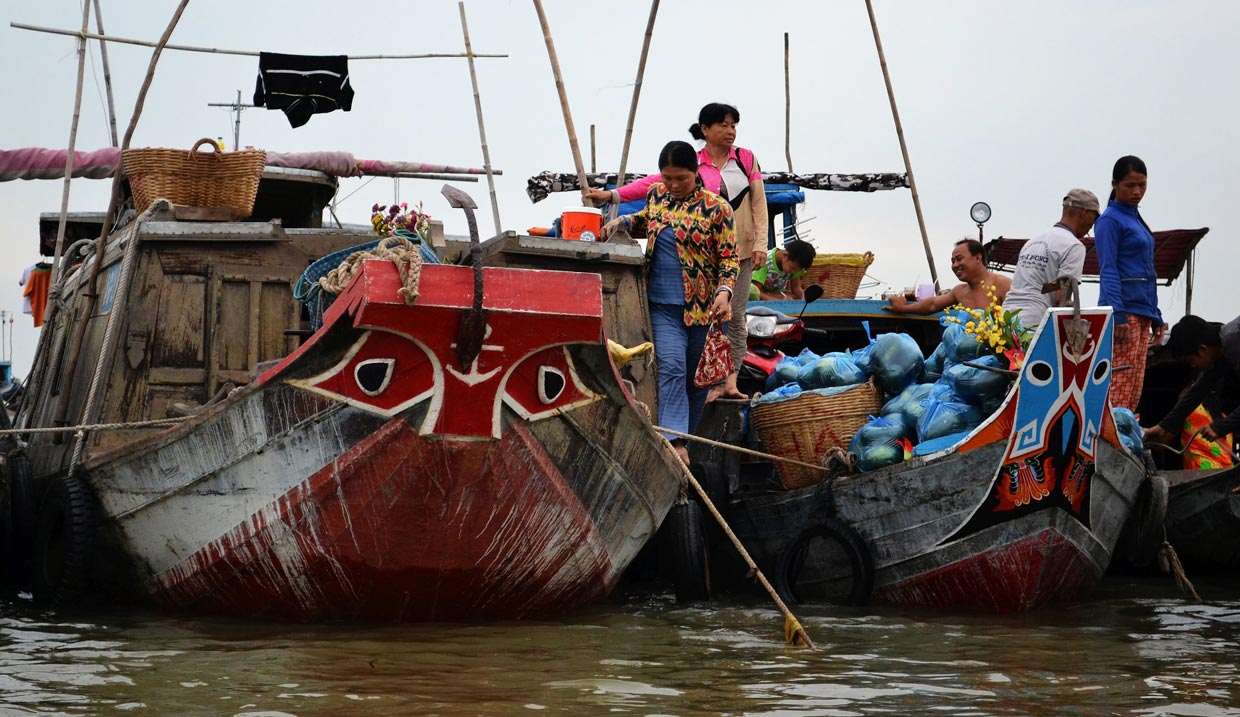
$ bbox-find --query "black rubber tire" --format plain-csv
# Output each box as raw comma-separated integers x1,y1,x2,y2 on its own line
666,500,711,602
7,453,36,584
775,516,874,607
1121,473,1169,569
32,474,98,608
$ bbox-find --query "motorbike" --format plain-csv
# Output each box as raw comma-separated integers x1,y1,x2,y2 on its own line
738,283,825,396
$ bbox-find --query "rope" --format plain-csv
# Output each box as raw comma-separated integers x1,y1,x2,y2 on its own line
656,425,840,475
68,201,166,477
1158,532,1202,603
0,417,187,436
317,234,424,305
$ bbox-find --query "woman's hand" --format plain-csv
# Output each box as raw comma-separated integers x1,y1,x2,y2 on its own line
710,290,733,323
600,218,625,240
584,188,613,205
1152,322,1167,345
751,249,766,265
1142,425,1172,446
1114,321,1131,344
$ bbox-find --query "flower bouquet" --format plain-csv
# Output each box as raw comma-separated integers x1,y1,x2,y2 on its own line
371,202,431,240
942,284,1033,370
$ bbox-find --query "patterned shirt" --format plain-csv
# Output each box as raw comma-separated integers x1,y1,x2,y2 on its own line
624,182,738,326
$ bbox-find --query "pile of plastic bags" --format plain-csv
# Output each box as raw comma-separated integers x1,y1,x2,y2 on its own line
849,318,1014,472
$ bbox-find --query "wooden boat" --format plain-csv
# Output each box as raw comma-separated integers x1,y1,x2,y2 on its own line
4,177,682,621
1160,467,1240,569
711,307,1147,611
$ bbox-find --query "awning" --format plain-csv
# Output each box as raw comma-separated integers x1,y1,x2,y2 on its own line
984,228,1209,285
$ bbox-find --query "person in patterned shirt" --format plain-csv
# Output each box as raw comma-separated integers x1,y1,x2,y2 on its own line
602,141,738,464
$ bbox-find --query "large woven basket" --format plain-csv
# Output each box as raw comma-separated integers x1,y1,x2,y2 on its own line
123,138,266,219
750,380,882,490
801,252,874,299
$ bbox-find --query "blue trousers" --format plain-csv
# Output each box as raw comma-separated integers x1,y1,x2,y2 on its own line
650,302,709,440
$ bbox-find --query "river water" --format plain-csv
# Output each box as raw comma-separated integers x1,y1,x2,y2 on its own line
1,577,1237,716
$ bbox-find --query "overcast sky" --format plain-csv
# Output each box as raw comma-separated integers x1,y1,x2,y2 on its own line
2,0,1236,377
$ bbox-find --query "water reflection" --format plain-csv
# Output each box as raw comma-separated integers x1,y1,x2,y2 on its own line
0,579,1235,716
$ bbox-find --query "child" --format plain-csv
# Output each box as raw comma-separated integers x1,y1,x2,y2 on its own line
750,239,816,300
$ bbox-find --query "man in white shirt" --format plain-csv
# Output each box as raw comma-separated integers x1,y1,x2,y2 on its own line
1002,188,1100,330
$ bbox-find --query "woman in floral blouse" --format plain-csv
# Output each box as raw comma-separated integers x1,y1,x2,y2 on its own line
602,140,738,464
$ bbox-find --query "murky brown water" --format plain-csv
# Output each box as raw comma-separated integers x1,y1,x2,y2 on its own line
1,577,1237,716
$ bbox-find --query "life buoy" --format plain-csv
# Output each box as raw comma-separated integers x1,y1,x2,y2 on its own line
775,516,874,606
1120,473,1169,569
665,500,711,602
33,474,98,607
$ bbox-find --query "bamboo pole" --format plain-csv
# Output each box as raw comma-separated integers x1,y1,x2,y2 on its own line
590,124,596,174
92,0,119,147
54,0,191,429
617,0,660,205
46,0,92,301
458,2,502,236
531,0,591,205
863,0,940,293
784,32,793,173
659,435,814,648
10,22,507,60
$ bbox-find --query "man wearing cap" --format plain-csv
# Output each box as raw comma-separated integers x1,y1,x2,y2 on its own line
1001,189,1100,330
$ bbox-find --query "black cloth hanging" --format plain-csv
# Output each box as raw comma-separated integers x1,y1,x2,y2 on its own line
254,52,354,128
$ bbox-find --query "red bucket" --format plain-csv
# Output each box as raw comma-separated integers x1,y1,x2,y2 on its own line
560,207,603,241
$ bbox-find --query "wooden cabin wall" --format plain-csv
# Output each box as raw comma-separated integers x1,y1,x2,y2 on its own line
87,240,306,457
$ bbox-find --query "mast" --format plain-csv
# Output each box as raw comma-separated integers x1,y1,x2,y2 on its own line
864,0,940,293
459,2,502,236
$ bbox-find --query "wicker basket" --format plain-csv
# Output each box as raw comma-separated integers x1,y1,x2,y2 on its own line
801,252,875,299
750,380,882,490
123,138,266,219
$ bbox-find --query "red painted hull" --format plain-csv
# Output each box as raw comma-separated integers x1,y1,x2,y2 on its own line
149,417,614,620
877,529,1098,612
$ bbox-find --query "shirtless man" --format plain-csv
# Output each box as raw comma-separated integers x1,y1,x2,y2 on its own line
882,239,1011,314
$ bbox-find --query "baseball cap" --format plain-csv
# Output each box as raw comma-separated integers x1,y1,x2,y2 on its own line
1063,188,1100,213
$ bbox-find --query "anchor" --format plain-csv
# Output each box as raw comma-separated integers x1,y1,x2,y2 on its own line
441,185,487,373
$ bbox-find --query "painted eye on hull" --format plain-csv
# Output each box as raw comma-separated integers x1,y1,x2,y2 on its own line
355,358,395,396
538,366,566,404
1092,359,1109,384
1027,360,1053,386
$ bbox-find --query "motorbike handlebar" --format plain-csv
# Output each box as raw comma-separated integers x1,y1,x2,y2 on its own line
802,327,831,338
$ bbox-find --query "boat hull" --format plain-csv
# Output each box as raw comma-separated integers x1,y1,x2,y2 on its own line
1162,466,1240,570
79,262,681,620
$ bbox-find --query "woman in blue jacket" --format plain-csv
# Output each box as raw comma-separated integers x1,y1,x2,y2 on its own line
1095,155,1163,410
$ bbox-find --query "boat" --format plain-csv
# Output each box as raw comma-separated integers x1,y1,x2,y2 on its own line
2,168,683,620
694,305,1145,612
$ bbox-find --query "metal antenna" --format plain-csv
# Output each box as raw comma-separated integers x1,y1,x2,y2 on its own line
206,89,257,150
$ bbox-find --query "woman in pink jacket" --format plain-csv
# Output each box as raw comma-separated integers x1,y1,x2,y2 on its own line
588,103,768,399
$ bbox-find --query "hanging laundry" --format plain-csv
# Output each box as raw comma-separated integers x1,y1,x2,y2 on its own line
254,52,354,128
20,262,51,327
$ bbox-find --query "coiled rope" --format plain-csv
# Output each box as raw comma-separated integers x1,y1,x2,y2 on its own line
316,233,424,305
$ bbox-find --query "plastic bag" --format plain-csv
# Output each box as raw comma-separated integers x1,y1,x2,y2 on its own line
882,382,933,419
796,353,866,390
849,413,914,472
794,347,821,366
917,397,984,443
923,342,948,382
765,356,801,392
1111,407,1144,454
869,333,925,395
900,383,950,428
752,381,804,405
850,343,875,375
941,323,985,365
942,354,1011,406
911,430,973,456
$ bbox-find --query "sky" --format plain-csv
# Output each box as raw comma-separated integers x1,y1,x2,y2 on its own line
1,0,1237,378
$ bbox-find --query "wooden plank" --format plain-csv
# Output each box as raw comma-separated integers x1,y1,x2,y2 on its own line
149,367,206,384
248,280,262,370
171,205,234,221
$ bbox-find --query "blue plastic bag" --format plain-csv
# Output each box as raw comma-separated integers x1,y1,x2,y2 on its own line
870,333,925,395
765,356,801,392
795,347,821,366
943,354,1011,406
1111,407,1144,454
923,342,948,382
850,342,876,376
849,413,914,472
917,397,984,443
912,430,974,456
882,382,933,418
796,353,866,390
941,323,986,365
